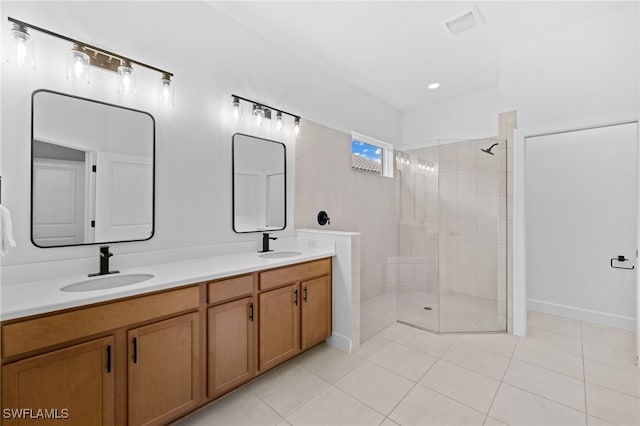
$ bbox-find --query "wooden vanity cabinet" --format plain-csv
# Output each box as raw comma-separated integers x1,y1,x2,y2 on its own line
258,283,301,371
301,275,332,351
1,257,333,425
206,275,256,399
1,285,200,426
258,258,332,372
1,336,115,426
128,312,199,426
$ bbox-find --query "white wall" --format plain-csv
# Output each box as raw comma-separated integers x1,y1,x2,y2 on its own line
401,88,514,144
0,1,399,279
500,3,639,129
400,4,639,144
525,122,638,329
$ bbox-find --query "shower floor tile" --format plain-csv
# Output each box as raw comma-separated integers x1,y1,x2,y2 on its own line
396,290,506,333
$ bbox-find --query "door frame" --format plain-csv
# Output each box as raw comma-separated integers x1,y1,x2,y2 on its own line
512,110,639,352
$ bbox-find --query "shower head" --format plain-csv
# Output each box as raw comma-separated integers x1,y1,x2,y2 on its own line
481,142,499,155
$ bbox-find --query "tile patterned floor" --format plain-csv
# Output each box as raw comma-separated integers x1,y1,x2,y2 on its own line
177,311,639,426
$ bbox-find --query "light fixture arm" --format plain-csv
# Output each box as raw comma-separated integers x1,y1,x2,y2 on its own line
231,94,299,121
7,16,173,78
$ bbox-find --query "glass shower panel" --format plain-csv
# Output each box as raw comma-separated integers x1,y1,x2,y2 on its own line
438,138,507,333
395,146,440,332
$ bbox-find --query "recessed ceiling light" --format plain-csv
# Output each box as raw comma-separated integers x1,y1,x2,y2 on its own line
428,83,440,90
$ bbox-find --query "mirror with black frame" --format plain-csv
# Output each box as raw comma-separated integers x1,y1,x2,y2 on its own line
31,90,155,247
232,133,286,233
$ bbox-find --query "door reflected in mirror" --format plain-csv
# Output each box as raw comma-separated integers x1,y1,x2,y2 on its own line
232,133,286,233
31,90,155,247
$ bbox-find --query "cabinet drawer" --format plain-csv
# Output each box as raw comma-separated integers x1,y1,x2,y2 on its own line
259,258,331,291
207,274,254,305
2,286,199,359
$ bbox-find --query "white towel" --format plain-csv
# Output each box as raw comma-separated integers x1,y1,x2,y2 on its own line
0,205,16,257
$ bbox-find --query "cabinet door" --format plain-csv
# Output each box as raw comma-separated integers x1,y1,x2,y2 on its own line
208,296,255,398
301,276,332,350
128,313,199,426
258,284,300,372
2,336,115,426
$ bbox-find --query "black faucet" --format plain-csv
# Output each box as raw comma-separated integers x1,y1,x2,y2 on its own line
259,233,277,253
89,246,120,277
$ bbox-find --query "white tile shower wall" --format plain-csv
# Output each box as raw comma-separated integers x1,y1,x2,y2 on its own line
294,121,397,340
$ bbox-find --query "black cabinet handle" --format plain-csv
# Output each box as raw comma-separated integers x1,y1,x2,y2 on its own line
303,287,308,302
294,289,298,306
106,345,111,373
249,302,254,322
133,337,138,364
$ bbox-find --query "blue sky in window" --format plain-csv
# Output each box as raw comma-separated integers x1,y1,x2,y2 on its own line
352,140,382,163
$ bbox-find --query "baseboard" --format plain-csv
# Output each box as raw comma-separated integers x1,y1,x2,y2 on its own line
326,332,352,353
528,298,636,331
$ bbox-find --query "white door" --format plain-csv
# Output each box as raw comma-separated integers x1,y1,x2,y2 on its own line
32,158,85,246
526,123,637,338
94,152,153,242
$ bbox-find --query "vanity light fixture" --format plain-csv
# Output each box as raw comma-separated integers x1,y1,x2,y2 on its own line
8,21,34,69
232,96,241,120
428,82,440,90
231,94,301,135
7,17,173,104
253,104,266,127
158,73,174,106
294,117,301,135
117,60,136,96
67,43,90,84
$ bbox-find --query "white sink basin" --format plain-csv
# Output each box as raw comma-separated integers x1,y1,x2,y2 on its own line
61,273,154,292
259,251,303,259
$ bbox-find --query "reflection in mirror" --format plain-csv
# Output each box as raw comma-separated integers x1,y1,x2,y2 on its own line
233,133,286,233
31,90,155,247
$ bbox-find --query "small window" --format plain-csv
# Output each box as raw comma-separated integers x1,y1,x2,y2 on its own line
351,132,393,178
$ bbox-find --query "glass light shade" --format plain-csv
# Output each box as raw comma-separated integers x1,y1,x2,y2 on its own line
294,118,300,135
8,23,35,69
253,105,265,128
66,46,90,84
117,63,136,96
275,112,283,132
158,76,174,106
232,97,241,121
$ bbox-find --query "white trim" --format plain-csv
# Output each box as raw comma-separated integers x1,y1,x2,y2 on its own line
528,299,636,331
513,110,639,338
326,332,352,353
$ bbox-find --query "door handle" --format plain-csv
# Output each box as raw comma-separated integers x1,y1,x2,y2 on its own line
294,289,298,306
132,337,138,363
106,345,111,373
303,287,308,302
610,255,635,270
249,302,254,322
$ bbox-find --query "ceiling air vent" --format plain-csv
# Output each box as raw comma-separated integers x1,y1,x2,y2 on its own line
442,6,484,36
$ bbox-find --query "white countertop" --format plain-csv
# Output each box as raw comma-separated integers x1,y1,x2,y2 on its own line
1,246,335,321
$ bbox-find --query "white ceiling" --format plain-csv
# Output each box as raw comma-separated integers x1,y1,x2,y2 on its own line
209,1,631,112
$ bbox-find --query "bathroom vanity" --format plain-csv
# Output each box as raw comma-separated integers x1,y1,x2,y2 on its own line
1,255,332,425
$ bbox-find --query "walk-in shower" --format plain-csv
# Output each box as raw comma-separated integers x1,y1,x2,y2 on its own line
392,138,508,333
